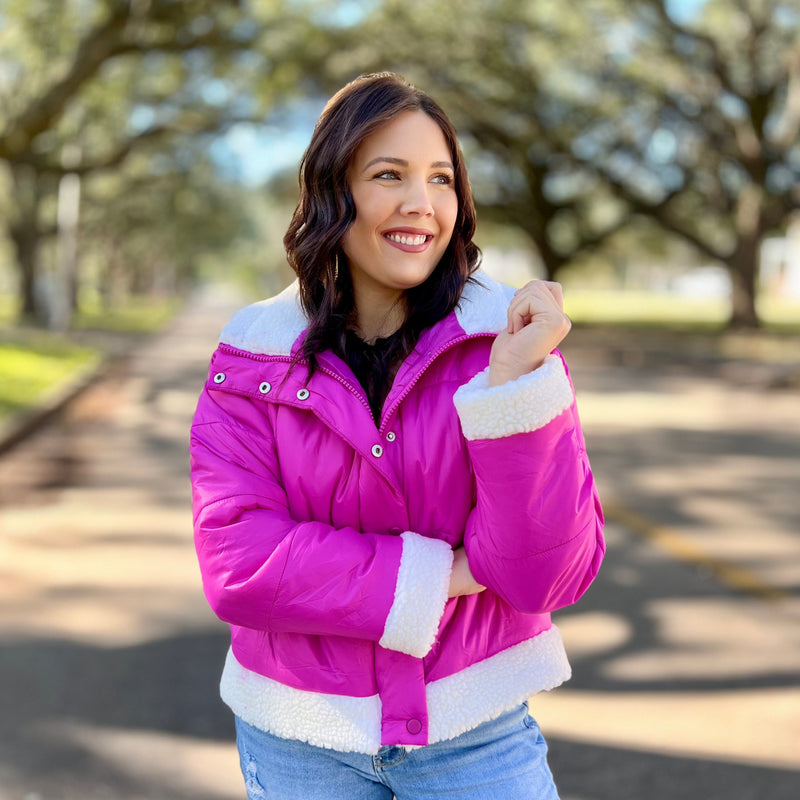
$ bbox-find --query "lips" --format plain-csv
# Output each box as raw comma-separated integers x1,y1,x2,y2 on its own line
383,228,434,252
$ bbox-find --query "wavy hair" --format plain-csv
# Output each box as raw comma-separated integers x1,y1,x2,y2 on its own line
283,72,481,375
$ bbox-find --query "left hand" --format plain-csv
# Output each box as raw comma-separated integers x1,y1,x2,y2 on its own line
448,547,486,598
488,281,571,387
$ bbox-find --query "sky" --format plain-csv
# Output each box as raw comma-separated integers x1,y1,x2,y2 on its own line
209,100,323,187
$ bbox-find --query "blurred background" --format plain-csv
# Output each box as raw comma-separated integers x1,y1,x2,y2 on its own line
0,1,798,799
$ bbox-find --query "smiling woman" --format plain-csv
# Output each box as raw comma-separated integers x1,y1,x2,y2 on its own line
190,72,604,800
342,111,458,341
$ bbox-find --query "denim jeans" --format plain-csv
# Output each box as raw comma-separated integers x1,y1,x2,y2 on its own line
234,702,560,799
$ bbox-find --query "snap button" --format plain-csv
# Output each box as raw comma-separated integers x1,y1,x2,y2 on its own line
406,718,422,735
213,372,226,384
296,388,310,400
258,381,271,395
389,526,403,535
371,444,383,458
386,431,396,442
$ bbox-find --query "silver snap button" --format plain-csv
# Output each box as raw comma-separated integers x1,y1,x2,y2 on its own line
371,444,383,458
296,388,310,400
213,372,226,384
386,431,396,442
258,381,271,394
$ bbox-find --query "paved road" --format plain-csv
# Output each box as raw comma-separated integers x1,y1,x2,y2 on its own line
0,288,798,799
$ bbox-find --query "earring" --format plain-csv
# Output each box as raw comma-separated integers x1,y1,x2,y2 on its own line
334,253,339,281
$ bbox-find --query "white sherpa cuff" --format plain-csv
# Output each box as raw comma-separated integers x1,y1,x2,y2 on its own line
453,354,574,441
379,532,454,658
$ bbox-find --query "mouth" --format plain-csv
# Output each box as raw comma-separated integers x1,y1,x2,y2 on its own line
383,229,434,252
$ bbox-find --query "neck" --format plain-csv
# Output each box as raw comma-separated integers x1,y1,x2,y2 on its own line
352,292,406,344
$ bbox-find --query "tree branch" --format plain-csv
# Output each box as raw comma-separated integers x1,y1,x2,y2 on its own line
598,164,726,261
771,46,800,151
641,0,742,99
0,2,258,162
0,4,131,160
10,111,266,175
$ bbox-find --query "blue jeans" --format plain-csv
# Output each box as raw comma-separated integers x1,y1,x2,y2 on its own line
235,703,560,799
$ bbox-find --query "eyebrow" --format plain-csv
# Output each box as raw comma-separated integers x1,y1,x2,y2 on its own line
363,156,454,171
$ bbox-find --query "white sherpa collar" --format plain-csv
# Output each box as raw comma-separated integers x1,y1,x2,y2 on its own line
219,270,514,356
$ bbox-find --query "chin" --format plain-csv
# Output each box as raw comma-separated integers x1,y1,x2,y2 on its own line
392,263,440,289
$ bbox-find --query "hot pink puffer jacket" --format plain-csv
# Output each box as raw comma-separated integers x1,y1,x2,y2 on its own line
190,271,604,753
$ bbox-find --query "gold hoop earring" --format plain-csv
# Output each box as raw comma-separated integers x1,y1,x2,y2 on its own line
334,254,340,281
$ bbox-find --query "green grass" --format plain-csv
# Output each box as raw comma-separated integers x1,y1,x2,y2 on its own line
565,291,729,329
565,290,800,334
0,338,101,423
0,294,181,427
73,295,181,334
757,295,800,333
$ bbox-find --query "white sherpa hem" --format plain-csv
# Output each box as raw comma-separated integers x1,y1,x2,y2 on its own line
453,354,574,441
378,532,454,658
220,626,571,754
221,648,383,753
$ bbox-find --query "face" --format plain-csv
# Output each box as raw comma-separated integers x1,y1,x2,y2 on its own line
342,110,459,309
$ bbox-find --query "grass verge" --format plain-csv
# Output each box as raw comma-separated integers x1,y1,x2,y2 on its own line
0,294,181,430
0,337,101,424
565,290,800,334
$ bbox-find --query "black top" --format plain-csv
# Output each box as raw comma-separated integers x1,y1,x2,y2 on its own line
340,328,405,425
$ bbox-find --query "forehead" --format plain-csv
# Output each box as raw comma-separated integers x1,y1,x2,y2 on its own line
351,111,453,167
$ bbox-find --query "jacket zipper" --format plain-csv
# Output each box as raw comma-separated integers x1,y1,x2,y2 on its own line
318,364,375,420
378,332,493,435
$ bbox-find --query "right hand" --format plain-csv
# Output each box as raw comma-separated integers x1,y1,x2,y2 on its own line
448,546,486,598
488,280,571,386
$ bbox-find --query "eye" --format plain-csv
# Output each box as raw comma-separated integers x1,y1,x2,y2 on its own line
373,169,400,181
431,173,454,185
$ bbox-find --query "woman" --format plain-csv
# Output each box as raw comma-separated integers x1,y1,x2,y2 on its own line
190,72,604,799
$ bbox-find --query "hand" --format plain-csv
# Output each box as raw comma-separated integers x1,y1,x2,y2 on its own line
448,546,486,598
489,281,571,387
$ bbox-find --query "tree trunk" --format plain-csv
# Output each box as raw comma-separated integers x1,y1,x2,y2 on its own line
728,245,760,328
527,225,561,281
10,223,39,320
728,185,763,329
9,164,45,323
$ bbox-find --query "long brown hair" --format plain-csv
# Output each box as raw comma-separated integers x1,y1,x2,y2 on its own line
283,72,481,374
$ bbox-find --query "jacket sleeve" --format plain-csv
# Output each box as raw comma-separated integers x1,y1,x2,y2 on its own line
190,387,453,659
452,351,605,614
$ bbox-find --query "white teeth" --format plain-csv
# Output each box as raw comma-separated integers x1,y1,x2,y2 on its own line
386,233,427,246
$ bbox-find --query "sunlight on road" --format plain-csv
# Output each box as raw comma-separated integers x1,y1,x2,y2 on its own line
534,687,800,770
36,721,241,799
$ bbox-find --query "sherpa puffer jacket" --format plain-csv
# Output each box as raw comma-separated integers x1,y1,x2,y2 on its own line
190,270,604,753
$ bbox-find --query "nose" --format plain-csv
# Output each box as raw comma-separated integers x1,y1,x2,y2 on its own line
399,178,434,217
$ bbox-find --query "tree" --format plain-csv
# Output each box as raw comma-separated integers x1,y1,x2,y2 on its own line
77,143,248,309
305,0,800,327
297,0,661,276
0,0,303,324
583,0,800,327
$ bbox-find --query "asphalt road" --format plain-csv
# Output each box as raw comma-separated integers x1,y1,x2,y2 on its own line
0,286,798,800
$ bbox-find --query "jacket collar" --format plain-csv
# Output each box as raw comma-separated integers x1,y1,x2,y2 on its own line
219,270,515,356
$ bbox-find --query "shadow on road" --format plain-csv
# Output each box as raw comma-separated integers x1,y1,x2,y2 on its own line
549,737,800,800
